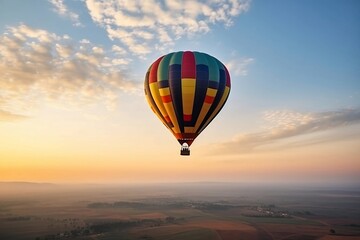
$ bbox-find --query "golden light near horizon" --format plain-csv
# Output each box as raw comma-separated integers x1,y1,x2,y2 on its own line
0,0,359,185
1,109,359,184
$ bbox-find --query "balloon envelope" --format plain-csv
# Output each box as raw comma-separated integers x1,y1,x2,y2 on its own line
144,51,231,148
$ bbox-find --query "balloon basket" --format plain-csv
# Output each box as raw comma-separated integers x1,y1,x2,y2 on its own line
180,148,190,156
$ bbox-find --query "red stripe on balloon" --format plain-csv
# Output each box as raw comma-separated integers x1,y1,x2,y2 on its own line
204,95,215,104
164,115,171,122
175,133,183,139
183,114,192,121
181,51,196,78
224,65,231,87
149,56,163,83
161,95,172,103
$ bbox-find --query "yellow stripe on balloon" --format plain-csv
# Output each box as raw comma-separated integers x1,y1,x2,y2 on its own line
158,87,181,134
149,83,168,119
198,86,230,134
181,78,196,119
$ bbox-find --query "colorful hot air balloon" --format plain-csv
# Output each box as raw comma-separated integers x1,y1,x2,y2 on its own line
144,51,231,155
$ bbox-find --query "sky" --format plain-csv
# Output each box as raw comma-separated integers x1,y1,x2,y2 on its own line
0,0,359,185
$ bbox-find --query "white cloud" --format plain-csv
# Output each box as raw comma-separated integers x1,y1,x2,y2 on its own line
0,24,138,121
261,109,360,138
212,108,360,154
85,0,251,57
80,39,90,44
226,57,254,76
111,45,126,55
49,0,84,27
263,110,314,131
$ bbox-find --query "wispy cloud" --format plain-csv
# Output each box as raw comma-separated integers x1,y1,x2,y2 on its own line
0,24,138,121
0,110,28,122
212,108,360,154
85,0,251,57
49,0,83,27
226,57,254,76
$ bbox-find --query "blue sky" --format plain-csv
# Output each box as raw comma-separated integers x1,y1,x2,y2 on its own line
0,0,359,183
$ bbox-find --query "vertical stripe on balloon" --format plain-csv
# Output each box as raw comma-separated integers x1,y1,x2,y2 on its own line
181,50,196,127
181,51,196,78
199,85,230,135
188,52,209,130
168,52,184,133
145,68,169,128
157,53,181,134
181,78,195,122
148,56,176,131
198,63,231,135
197,59,226,132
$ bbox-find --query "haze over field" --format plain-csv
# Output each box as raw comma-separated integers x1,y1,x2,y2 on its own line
0,0,360,185
0,182,360,239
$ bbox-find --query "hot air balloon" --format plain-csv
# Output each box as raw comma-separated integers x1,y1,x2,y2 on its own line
144,51,231,155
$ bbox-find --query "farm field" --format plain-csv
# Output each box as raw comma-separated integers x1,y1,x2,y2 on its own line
0,182,359,240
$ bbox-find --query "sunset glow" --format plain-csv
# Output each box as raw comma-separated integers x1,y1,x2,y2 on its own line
0,0,359,185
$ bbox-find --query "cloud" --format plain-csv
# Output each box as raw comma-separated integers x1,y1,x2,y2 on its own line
0,24,138,120
213,108,360,154
85,0,251,57
0,110,28,122
49,0,84,27
226,57,254,76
